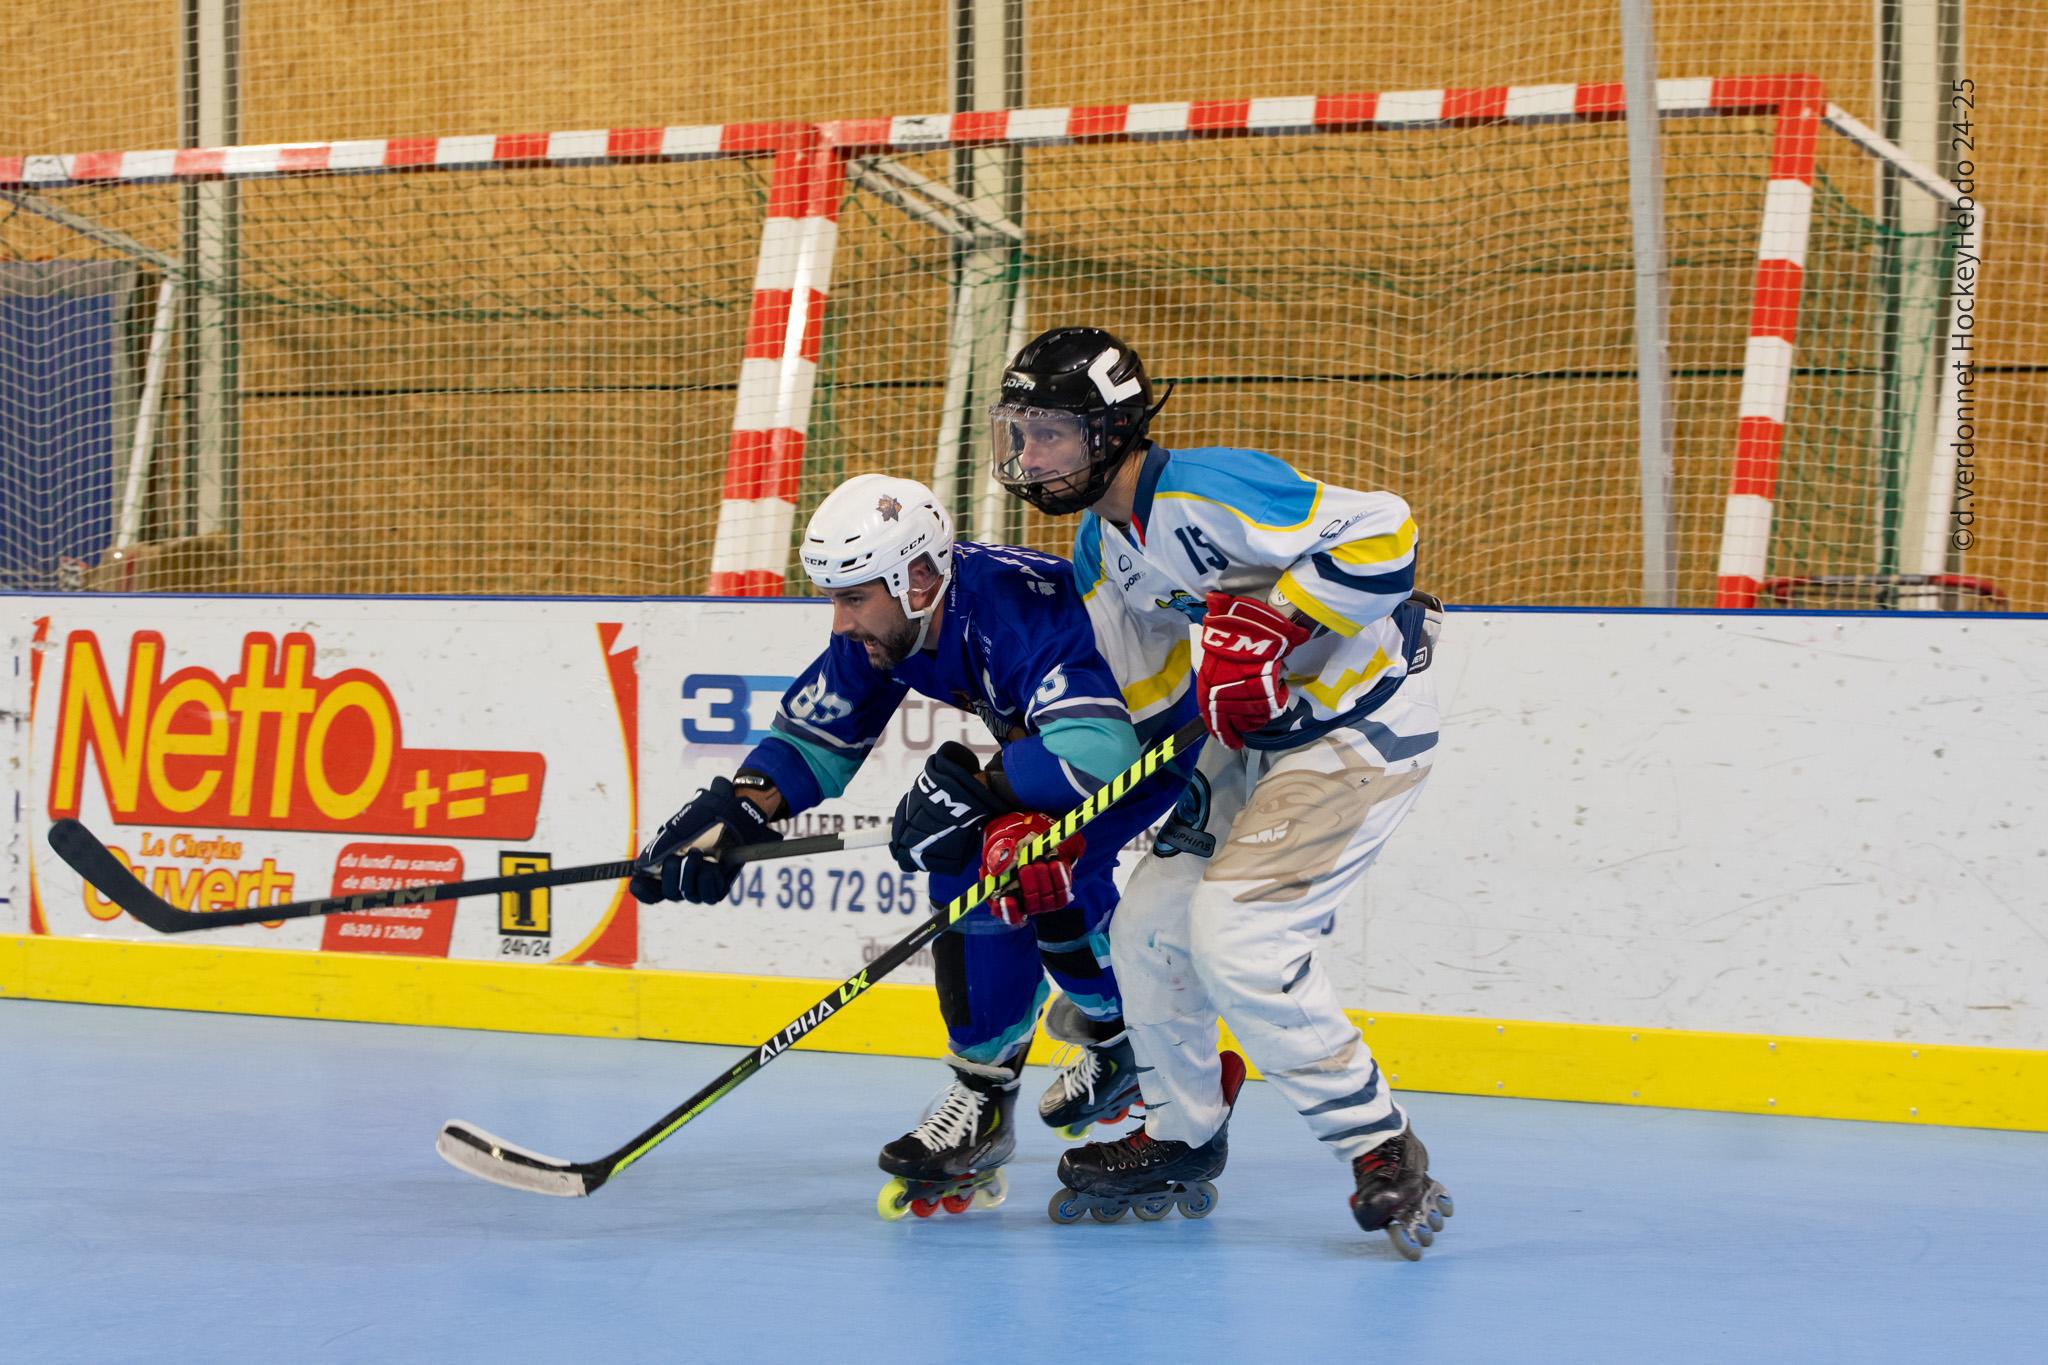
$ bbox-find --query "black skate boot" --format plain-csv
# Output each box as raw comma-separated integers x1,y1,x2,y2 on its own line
876,1055,1019,1220
1037,996,1143,1139
1349,1124,1455,1260
1047,1050,1247,1224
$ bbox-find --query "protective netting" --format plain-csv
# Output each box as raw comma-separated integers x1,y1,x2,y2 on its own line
831,126,1957,608
0,115,1952,605
1,0,2039,608
3,165,771,593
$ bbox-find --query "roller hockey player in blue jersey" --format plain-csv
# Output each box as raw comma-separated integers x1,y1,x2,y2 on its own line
989,327,1454,1257
630,472,1193,1220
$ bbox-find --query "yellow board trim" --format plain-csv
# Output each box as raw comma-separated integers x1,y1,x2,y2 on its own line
4,933,2044,1133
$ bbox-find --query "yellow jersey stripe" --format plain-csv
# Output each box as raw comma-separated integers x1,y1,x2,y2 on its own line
1296,648,1396,710
1121,639,1192,714
1155,485,1325,534
1325,517,1418,568
1275,572,1363,637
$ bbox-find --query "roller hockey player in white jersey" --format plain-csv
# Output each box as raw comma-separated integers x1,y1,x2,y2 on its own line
989,326,1454,1257
630,473,1194,1220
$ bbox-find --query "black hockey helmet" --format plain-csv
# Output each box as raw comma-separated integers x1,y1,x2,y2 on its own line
989,326,1173,515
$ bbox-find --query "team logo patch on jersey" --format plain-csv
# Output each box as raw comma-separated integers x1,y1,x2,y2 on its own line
1154,589,1207,622
877,495,902,521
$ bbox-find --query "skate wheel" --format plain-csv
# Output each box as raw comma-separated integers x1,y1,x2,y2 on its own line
1386,1223,1426,1262
1047,1189,1086,1225
1087,1204,1127,1224
940,1193,971,1215
970,1168,1009,1211
1057,1122,1091,1141
1132,1193,1175,1221
1102,1106,1131,1126
1436,1189,1455,1218
1425,1207,1445,1232
1413,1220,1436,1247
877,1178,914,1222
1177,1181,1218,1219
911,1197,939,1218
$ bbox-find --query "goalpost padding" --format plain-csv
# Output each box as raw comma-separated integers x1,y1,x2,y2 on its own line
0,76,1960,604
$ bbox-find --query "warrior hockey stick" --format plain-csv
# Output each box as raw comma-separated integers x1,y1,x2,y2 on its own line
42,818,888,935
436,713,1205,1197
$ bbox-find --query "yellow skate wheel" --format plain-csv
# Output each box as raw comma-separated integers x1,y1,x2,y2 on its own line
877,1177,914,1222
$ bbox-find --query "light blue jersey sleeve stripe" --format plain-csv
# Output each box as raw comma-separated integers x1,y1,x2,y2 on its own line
1156,447,1322,530
771,711,871,756
1039,715,1143,786
1071,516,1106,599
764,721,866,798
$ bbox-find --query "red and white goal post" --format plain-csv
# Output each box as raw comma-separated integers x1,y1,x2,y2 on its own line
0,75,1978,606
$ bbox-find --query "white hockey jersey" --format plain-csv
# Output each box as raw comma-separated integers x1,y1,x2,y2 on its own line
1074,445,1428,748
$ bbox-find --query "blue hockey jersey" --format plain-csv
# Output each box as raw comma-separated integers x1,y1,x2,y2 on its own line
738,541,1153,816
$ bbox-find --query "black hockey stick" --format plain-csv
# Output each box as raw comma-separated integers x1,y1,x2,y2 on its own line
42,818,889,935
435,713,1204,1197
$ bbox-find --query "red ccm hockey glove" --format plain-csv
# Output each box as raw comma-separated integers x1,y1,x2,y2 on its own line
979,813,1086,928
1196,591,1315,749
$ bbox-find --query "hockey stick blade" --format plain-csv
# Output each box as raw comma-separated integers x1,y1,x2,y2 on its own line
43,819,890,935
435,1121,604,1197
435,714,1205,1197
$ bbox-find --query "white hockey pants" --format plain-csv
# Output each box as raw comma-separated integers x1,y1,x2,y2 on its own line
1109,668,1439,1163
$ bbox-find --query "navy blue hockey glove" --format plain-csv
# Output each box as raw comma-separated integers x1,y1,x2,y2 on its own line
631,776,781,904
889,742,1011,876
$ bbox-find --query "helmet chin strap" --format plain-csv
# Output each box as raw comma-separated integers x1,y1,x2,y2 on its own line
898,563,950,654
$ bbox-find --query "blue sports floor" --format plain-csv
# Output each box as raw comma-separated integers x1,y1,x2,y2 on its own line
3,998,2043,1364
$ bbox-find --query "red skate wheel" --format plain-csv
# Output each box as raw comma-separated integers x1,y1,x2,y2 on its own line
911,1198,938,1218
941,1193,971,1214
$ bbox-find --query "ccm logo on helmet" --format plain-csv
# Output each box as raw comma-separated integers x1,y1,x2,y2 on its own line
1088,349,1143,404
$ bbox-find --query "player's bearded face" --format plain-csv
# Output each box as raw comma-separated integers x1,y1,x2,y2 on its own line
829,584,921,668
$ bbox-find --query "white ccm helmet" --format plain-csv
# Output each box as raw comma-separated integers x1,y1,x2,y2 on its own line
799,473,955,649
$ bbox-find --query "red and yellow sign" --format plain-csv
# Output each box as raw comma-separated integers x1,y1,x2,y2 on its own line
320,843,461,958
46,630,545,838
75,829,295,923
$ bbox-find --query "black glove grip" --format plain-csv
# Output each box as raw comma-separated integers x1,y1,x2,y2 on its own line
889,743,1011,876
631,776,782,905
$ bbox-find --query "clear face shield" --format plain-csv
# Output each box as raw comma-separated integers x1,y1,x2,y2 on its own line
989,402,1096,500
